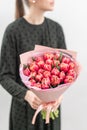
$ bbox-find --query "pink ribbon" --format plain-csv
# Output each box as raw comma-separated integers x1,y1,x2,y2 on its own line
32,102,55,124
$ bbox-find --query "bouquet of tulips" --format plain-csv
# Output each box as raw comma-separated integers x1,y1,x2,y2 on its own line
19,45,80,124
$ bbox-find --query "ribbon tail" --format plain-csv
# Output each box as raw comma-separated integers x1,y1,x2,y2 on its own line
46,106,52,124
32,104,43,124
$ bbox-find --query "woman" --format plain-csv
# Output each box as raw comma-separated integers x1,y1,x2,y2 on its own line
0,0,67,130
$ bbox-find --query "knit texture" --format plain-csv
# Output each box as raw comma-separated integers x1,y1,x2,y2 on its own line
0,17,66,130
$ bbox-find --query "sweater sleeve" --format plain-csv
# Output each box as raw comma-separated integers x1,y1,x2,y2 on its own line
56,23,67,49
0,25,28,105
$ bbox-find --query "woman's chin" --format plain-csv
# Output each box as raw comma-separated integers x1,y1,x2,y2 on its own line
45,7,54,12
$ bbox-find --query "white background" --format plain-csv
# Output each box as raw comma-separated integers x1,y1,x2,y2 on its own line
0,0,87,130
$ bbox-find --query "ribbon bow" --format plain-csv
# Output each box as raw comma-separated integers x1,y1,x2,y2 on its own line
32,102,57,124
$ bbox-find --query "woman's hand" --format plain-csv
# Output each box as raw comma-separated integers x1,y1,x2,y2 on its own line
51,95,63,112
24,90,42,110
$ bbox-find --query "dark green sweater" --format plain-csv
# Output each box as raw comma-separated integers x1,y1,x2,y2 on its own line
0,17,66,130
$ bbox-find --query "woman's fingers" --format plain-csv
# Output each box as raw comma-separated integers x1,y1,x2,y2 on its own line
51,104,60,112
34,96,42,105
25,90,63,110
32,104,38,110
31,96,42,109
25,90,43,110
51,95,63,111
58,95,63,103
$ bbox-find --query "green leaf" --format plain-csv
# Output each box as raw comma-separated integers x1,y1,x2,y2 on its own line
56,65,60,70
50,112,55,120
52,64,55,68
53,109,59,118
32,57,35,61
59,52,63,62
41,109,59,121
41,110,46,119
23,64,27,69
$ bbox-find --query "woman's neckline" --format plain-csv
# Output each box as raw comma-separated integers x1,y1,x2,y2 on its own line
21,16,46,27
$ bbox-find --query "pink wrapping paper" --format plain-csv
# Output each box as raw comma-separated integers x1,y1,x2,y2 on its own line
19,45,81,124
20,45,80,102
